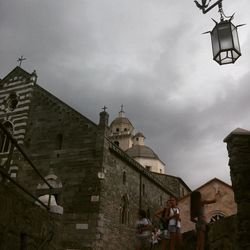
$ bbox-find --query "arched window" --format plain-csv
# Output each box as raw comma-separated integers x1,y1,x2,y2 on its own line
120,195,129,224
210,212,226,223
3,92,19,111
0,121,14,153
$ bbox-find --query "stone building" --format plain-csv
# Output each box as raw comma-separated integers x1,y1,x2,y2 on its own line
0,66,190,250
178,178,237,233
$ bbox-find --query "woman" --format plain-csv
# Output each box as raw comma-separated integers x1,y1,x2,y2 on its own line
155,199,171,250
168,197,181,250
190,191,220,250
136,209,152,250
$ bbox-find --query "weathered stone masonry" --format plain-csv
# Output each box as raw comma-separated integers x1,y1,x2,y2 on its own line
224,129,250,250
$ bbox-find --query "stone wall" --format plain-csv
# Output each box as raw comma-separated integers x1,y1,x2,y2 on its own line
97,140,172,250
0,182,59,250
16,85,102,249
224,129,250,250
151,172,190,198
14,84,182,250
183,215,236,250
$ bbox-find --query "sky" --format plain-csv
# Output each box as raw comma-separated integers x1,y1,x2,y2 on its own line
0,0,250,189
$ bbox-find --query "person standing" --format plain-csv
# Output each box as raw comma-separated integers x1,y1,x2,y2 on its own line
155,199,171,250
190,190,220,250
168,197,181,250
136,209,152,250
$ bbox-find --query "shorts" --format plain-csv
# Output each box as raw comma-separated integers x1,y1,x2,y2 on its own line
168,225,181,233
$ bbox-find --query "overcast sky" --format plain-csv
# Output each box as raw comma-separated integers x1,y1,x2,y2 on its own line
1,0,250,189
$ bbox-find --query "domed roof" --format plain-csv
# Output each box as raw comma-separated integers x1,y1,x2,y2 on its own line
110,116,133,127
110,106,134,129
126,145,160,161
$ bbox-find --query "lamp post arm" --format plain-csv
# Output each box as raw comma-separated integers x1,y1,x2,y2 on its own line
194,0,223,14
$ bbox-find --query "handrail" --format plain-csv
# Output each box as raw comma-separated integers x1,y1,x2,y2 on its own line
0,167,48,209
0,122,53,210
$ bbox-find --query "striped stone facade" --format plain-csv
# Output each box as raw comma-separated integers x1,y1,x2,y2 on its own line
0,67,37,177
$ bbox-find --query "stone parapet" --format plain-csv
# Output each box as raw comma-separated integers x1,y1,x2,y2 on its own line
224,128,250,249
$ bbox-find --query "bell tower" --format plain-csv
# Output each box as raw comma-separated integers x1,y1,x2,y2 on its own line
109,105,134,151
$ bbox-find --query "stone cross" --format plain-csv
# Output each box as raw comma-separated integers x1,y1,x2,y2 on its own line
17,56,26,67
102,106,107,112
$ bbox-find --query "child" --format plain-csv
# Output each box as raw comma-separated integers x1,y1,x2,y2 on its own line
136,209,152,250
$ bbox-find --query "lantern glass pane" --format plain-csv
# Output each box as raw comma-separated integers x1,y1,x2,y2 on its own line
231,23,240,53
215,54,220,64
232,50,240,60
211,28,220,58
218,22,233,50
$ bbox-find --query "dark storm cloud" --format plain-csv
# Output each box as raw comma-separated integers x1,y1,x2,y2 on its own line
1,0,250,189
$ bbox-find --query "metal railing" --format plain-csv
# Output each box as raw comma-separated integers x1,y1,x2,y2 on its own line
0,122,53,211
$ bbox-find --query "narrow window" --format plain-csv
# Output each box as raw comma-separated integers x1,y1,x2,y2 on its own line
123,171,126,184
142,184,145,196
114,141,119,147
120,195,129,224
56,133,63,150
160,195,163,206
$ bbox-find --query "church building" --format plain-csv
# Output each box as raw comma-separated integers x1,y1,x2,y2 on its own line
0,66,190,250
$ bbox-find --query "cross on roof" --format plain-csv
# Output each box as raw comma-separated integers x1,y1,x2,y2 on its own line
120,104,124,112
17,56,26,67
102,106,107,112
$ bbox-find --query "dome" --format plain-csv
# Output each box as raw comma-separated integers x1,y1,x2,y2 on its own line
110,117,133,127
126,145,160,160
110,106,134,131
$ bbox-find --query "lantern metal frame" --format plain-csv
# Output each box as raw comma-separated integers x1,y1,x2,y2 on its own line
194,0,243,65
210,19,241,65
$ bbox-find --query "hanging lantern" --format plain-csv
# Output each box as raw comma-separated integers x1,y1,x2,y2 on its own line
194,0,244,65
210,20,241,65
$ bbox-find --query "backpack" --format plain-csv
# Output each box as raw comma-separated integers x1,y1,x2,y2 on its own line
159,208,169,230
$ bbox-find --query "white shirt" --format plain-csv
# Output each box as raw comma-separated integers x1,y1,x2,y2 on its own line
136,218,151,237
168,207,181,228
